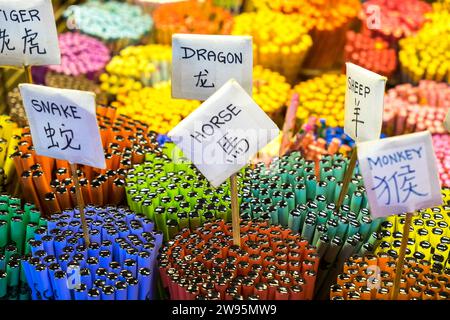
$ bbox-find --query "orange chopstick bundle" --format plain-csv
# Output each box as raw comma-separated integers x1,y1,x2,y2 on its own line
12,106,160,216
254,116,351,166
153,0,233,45
344,30,397,78
330,253,450,300
291,117,351,163
159,220,319,300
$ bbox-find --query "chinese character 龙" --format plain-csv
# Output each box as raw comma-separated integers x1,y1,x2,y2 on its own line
193,69,215,88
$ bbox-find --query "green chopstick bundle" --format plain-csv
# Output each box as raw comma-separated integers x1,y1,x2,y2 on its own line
0,195,44,300
126,143,245,241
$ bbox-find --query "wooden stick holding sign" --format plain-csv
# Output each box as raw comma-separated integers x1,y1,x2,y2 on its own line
168,79,279,247
357,131,443,300
24,65,33,84
338,63,386,209
230,173,241,246
279,93,299,157
335,148,358,209
391,211,413,300
69,163,90,246
444,109,450,133
18,84,106,246
170,34,257,246
0,0,60,75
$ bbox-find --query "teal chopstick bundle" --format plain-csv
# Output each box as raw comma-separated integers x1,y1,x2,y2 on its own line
0,195,44,300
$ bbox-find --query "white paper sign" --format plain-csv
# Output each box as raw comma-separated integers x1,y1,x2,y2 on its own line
172,34,252,100
169,79,279,187
445,109,450,132
0,0,60,66
344,62,386,142
358,131,442,218
19,84,105,169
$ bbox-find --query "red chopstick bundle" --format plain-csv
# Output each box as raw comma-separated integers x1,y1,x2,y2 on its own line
344,30,397,77
159,220,319,300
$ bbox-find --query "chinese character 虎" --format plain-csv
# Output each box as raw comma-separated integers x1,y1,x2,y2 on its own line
0,29,15,53
22,28,47,55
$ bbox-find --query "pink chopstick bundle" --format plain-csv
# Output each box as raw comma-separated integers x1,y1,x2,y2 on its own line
383,81,450,135
433,134,450,188
48,32,111,80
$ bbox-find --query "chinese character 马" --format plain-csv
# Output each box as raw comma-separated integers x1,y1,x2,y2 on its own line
0,29,15,53
217,132,249,163
372,164,428,205
193,69,215,88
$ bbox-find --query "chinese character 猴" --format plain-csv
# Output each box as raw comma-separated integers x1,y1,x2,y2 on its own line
372,164,428,205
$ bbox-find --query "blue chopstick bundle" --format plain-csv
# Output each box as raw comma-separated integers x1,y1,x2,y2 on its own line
22,205,163,300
